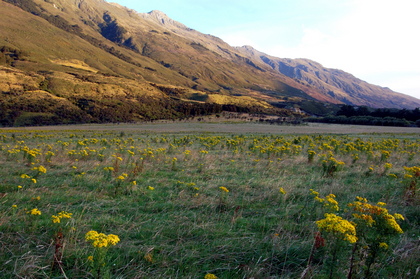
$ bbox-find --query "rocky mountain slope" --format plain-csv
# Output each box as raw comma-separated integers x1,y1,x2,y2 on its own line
1,0,419,126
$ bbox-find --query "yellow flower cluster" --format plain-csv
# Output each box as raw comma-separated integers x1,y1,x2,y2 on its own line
307,150,316,162
307,150,316,156
116,173,128,180
352,213,375,226
32,165,47,174
384,163,393,169
204,274,218,279
348,197,404,234
379,242,389,249
402,166,420,186
27,208,41,215
219,186,229,193
380,150,391,161
310,189,339,211
316,213,358,243
403,166,420,175
112,155,123,161
51,211,73,223
22,146,42,158
321,156,345,177
85,230,120,248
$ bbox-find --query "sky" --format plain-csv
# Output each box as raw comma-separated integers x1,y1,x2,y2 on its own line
110,0,420,100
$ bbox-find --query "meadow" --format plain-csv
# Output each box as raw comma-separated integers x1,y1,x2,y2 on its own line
0,123,419,278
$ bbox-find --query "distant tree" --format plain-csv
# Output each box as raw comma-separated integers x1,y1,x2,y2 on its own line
356,106,370,116
336,105,357,117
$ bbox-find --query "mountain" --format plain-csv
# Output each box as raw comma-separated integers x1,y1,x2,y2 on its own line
1,0,419,126
236,46,417,109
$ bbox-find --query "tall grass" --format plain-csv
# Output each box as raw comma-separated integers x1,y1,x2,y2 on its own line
0,130,418,278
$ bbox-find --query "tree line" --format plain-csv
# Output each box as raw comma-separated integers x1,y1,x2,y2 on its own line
306,105,420,127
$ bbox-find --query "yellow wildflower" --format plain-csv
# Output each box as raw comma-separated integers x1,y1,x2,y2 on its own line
144,253,153,263
394,213,405,220
310,189,319,196
353,213,375,226
85,230,120,248
27,208,42,215
92,233,108,248
51,211,73,223
384,163,393,169
219,186,229,193
204,274,218,279
107,234,120,245
325,194,340,211
37,165,47,173
356,196,368,202
379,242,389,249
87,255,94,262
279,187,286,194
316,213,357,243
148,186,155,190
52,215,61,223
349,197,404,234
85,230,99,241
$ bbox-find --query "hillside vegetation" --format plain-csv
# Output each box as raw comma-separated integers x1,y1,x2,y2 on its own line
1,0,420,127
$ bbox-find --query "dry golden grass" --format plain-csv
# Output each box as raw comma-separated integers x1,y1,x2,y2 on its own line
50,59,98,73
206,94,272,108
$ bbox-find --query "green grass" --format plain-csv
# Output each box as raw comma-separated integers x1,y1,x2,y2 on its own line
0,129,419,278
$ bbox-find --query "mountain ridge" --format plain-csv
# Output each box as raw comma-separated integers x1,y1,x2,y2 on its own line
1,0,419,126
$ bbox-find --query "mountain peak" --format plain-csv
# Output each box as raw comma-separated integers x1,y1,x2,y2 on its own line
142,10,187,29
147,10,168,20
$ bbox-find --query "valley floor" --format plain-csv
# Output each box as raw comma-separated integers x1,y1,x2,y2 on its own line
1,122,420,135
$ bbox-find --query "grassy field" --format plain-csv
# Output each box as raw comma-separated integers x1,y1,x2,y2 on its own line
5,121,420,134
0,123,419,278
